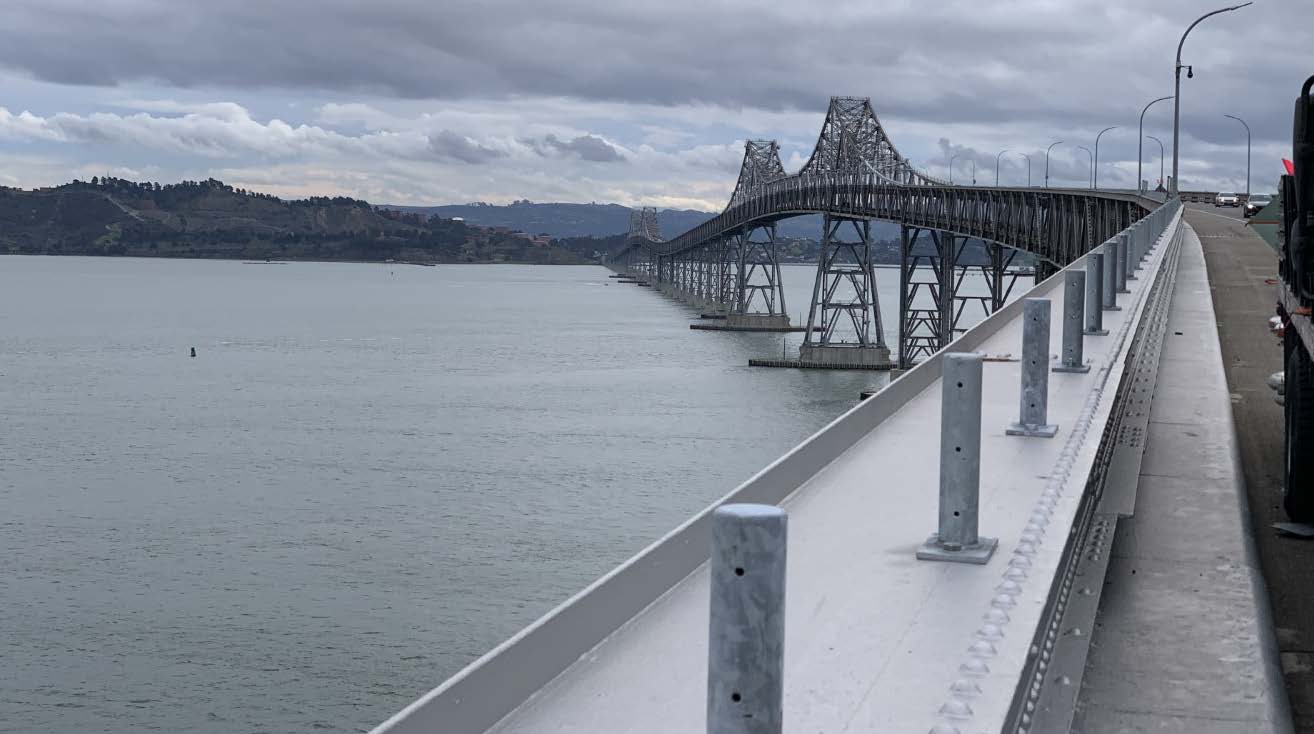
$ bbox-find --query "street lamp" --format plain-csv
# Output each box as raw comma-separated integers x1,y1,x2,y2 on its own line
1019,152,1032,187
1172,3,1253,194
1076,145,1094,188
995,149,1010,186
1045,140,1063,188
1138,96,1173,192
971,160,976,186
1094,126,1118,190
1146,135,1165,191
949,153,962,184
1223,114,1251,196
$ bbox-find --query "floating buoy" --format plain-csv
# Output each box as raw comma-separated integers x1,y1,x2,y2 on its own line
190,347,197,358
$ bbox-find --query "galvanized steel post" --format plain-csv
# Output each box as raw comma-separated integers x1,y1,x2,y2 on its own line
917,352,997,564
1007,299,1059,438
1085,253,1108,335
1101,242,1120,311
1054,270,1090,373
708,503,787,734
1116,234,1130,293
1126,225,1140,279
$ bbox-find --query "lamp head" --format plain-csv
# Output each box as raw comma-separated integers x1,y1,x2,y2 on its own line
1186,65,1194,79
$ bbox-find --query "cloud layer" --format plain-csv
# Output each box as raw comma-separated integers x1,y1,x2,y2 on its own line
0,0,1307,207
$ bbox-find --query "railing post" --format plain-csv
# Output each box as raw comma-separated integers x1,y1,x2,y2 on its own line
708,504,787,734
1126,225,1140,280
1054,270,1090,373
917,352,997,564
1085,252,1108,335
1102,241,1120,311
1115,233,1130,293
1007,298,1058,437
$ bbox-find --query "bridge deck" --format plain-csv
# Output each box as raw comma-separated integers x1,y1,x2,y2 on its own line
1073,223,1291,732
374,214,1180,734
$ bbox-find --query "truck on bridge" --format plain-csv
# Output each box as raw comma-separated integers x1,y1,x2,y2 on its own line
1278,75,1314,523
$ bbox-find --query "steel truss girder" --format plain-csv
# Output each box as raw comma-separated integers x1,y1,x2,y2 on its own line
730,140,788,207
624,181,1148,272
803,215,886,350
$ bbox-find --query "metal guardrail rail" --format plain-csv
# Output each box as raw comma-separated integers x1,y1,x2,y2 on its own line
372,201,1191,734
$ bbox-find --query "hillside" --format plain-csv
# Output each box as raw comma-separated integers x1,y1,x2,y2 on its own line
0,178,584,264
385,200,904,243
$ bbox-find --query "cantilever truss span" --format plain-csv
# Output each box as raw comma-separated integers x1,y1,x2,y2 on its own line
611,95,1151,363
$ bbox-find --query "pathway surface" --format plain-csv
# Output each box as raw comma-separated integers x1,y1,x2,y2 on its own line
1188,203,1314,732
1073,218,1291,732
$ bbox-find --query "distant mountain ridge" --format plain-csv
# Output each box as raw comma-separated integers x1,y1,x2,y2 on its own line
384,201,902,242
0,178,585,264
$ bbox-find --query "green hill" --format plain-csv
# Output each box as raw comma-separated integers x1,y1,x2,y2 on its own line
0,178,582,264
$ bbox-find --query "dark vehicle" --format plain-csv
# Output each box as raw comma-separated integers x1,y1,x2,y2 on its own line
1277,74,1314,522
1245,193,1274,217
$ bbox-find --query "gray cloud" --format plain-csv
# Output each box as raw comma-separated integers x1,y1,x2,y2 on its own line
1,1,1308,144
532,133,625,162
426,130,504,163
0,0,1306,199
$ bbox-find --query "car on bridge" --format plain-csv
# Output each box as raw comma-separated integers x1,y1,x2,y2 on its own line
1215,191,1241,207
1245,192,1274,217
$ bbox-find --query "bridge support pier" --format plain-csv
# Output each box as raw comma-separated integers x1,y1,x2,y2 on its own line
705,237,735,316
724,223,792,331
897,226,1020,369
797,215,891,369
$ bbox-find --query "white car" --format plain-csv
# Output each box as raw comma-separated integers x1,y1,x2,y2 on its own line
1215,192,1240,207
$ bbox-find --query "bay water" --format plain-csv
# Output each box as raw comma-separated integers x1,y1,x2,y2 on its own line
0,257,1002,732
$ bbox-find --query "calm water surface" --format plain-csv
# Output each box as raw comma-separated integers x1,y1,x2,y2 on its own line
2,257,933,733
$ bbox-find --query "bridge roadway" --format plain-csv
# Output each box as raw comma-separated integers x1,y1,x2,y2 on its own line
371,203,1292,732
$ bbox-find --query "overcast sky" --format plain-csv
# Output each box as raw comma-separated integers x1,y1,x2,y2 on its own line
0,0,1307,210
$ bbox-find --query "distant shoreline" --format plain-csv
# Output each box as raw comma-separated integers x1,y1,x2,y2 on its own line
0,252,599,266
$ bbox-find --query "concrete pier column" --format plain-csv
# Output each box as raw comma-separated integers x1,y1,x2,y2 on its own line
1054,270,1090,373
1007,298,1059,438
707,504,787,734
917,352,997,563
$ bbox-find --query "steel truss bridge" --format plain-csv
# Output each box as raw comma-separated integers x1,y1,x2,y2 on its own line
610,96,1152,368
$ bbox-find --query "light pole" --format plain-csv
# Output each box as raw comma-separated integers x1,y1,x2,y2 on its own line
949,153,961,184
1173,3,1253,194
971,160,976,186
1094,126,1118,190
1223,113,1251,196
1138,96,1173,192
1146,135,1165,190
1076,145,1094,188
995,149,1009,186
1045,140,1063,188
1019,152,1032,187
